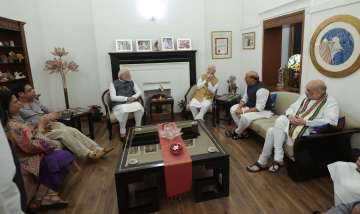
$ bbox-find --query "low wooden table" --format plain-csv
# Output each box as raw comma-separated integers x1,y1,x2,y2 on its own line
115,121,229,214
214,94,241,125
149,96,174,121
58,107,95,139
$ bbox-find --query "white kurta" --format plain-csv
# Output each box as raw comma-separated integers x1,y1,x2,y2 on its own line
190,77,219,120
258,94,340,165
0,124,24,214
328,161,360,205
230,87,273,135
109,81,144,135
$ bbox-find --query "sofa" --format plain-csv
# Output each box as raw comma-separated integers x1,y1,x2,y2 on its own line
248,91,360,181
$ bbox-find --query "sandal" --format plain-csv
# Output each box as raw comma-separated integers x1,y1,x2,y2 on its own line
28,197,42,213
40,192,68,209
246,162,267,172
268,161,283,173
87,151,102,160
225,129,236,138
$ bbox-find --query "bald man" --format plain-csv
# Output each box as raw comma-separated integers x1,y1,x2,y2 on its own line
247,80,339,173
227,71,273,140
110,69,144,139
189,65,219,121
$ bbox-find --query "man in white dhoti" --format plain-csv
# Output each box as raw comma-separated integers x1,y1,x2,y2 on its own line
328,158,360,206
0,124,24,214
110,69,144,139
247,80,339,173
226,71,273,140
189,65,219,121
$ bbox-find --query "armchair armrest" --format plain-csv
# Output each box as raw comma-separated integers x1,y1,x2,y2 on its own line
297,128,360,143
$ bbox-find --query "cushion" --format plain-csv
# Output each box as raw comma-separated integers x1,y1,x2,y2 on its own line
311,117,346,134
270,93,277,109
249,116,279,138
273,92,300,115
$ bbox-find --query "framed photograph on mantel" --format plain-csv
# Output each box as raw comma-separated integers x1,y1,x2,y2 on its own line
177,38,192,51
160,37,175,51
135,39,153,52
211,31,232,59
115,39,133,52
242,32,255,49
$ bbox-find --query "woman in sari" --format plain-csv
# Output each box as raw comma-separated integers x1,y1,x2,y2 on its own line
0,89,75,211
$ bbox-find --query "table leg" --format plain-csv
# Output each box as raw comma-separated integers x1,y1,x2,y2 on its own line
76,117,82,132
227,103,232,125
171,103,174,121
216,103,220,124
150,104,153,121
87,113,95,139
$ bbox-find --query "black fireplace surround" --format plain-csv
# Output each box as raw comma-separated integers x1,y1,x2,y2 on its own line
108,50,197,86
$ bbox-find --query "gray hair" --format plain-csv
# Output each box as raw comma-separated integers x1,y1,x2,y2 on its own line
118,68,130,79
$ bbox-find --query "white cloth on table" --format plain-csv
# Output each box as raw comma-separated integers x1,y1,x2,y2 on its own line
257,95,339,165
189,77,219,120
230,86,273,135
328,161,360,206
109,81,144,135
0,124,24,214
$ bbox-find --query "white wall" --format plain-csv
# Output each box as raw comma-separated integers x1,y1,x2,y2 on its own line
91,0,207,97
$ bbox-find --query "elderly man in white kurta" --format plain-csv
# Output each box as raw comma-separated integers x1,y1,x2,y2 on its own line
109,69,144,139
328,157,360,206
227,71,273,140
247,80,339,173
189,65,219,121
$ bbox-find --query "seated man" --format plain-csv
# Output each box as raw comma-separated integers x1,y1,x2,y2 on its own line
226,71,273,140
14,84,112,160
189,65,219,121
109,68,144,139
327,156,360,206
247,80,339,173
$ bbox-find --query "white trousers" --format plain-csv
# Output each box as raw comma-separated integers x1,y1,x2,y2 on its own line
113,105,144,135
230,104,273,135
258,115,292,165
189,98,212,120
0,183,23,214
328,161,360,205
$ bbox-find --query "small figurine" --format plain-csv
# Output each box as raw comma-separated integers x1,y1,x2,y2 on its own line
8,51,17,63
0,41,3,47
0,55,8,63
227,75,238,95
4,41,10,47
153,40,160,51
9,41,15,47
14,71,26,79
16,53,24,63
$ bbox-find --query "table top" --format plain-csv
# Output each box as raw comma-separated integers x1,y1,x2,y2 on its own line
117,120,227,174
150,97,174,103
216,94,241,102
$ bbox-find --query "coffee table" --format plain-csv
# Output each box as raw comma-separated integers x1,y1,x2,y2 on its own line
115,121,229,214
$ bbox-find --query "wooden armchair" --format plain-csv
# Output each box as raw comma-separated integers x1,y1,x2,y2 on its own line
101,89,146,140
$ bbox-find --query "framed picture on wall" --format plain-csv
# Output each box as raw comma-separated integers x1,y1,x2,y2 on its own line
135,39,153,52
211,31,232,59
242,32,255,49
115,39,133,52
310,15,360,78
177,38,192,50
160,37,175,51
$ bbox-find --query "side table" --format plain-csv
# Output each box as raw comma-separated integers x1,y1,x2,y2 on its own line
58,107,95,139
214,94,241,125
149,96,174,122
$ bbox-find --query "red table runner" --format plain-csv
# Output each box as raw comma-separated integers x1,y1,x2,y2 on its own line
156,123,192,197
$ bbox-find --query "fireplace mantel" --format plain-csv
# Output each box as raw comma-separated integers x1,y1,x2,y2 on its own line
108,50,197,85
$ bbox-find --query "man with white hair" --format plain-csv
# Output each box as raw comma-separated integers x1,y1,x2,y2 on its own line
109,68,144,139
247,80,339,173
189,65,219,121
227,70,273,140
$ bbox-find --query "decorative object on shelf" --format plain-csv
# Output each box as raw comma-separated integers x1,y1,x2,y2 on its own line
287,54,301,89
15,53,24,63
9,40,15,47
226,75,238,94
160,37,175,51
8,51,16,63
211,31,232,59
153,40,160,51
115,39,133,52
310,15,360,78
14,71,26,79
242,32,255,49
0,41,3,46
3,41,9,47
177,38,192,51
44,47,79,109
0,54,8,63
135,39,152,52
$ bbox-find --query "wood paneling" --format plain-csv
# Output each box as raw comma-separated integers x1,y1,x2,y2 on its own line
264,11,304,29
262,27,282,87
41,118,333,214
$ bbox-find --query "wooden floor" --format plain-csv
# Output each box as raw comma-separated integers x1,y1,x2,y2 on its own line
41,118,333,214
